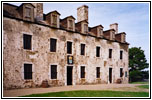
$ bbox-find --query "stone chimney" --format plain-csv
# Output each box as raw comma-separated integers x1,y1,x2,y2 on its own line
32,3,43,21
77,5,88,22
110,23,118,34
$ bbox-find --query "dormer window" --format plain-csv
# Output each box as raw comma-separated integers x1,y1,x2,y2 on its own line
25,7,31,18
52,14,57,26
69,20,73,30
84,24,88,33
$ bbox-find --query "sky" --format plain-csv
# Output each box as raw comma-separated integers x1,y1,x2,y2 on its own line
9,2,150,63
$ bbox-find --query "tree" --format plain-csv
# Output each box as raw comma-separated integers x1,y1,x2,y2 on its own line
129,47,149,82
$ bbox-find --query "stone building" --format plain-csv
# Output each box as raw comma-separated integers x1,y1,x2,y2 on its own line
3,3,129,89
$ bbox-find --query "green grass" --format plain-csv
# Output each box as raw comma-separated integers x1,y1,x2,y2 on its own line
21,90,149,97
137,85,149,89
130,81,149,84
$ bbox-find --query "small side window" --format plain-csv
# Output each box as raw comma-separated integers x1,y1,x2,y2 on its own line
24,64,32,79
81,66,85,78
51,65,57,79
50,38,57,52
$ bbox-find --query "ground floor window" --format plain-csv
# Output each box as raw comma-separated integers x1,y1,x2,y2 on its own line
24,64,32,79
96,67,100,78
125,71,127,77
120,68,123,77
81,66,85,78
51,65,57,79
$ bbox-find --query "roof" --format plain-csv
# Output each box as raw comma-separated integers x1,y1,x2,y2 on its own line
116,32,126,35
103,29,115,33
61,15,76,20
90,25,104,29
76,20,88,25
46,10,61,16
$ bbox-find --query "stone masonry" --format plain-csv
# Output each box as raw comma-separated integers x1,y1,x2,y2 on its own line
3,3,129,89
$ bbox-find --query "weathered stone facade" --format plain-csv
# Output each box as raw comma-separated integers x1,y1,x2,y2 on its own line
3,3,129,89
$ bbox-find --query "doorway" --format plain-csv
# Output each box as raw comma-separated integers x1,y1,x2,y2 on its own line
109,68,112,83
67,66,73,85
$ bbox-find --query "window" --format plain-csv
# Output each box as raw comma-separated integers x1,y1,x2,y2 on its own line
120,68,123,77
67,41,72,54
23,34,32,50
125,71,127,77
109,49,112,58
81,44,85,55
69,20,73,30
96,67,100,78
81,66,85,78
51,65,57,79
52,15,57,25
96,46,100,57
120,50,123,59
50,38,57,52
24,64,32,79
25,7,31,18
84,24,88,33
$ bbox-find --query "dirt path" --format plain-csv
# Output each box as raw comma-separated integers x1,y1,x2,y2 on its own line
3,84,149,97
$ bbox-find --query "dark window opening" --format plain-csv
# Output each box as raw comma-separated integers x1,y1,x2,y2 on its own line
109,49,112,58
96,67,100,78
81,44,85,55
120,68,123,77
50,38,57,52
23,34,32,50
67,41,72,54
24,64,32,79
125,71,127,77
96,46,100,57
81,66,85,78
120,51,123,59
51,65,57,79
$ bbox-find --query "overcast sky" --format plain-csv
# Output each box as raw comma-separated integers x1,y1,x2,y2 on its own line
9,2,150,63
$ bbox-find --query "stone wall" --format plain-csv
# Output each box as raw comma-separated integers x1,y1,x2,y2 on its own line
3,17,129,89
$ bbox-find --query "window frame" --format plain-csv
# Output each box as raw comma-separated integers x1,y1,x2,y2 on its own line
23,34,32,50
52,14,57,26
120,50,123,59
120,68,123,77
68,19,73,30
96,67,100,78
67,41,72,54
24,63,33,80
80,43,85,55
80,66,85,78
109,49,112,58
50,38,57,52
96,46,100,57
50,65,57,79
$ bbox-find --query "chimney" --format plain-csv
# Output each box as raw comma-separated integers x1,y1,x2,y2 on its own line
110,23,118,34
77,5,88,23
32,3,43,21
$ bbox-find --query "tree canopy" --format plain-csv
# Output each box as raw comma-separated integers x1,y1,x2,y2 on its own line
129,47,149,82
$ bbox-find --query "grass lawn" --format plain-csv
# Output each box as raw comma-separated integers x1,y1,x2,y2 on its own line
137,85,149,89
130,81,149,84
21,90,149,97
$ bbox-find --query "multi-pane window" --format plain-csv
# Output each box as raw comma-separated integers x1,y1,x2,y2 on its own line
52,15,57,25
24,64,32,79
96,46,100,57
50,38,57,52
25,7,31,18
51,65,57,79
125,71,127,77
67,41,72,54
120,50,123,59
120,68,123,77
69,20,73,30
81,66,85,78
84,24,88,33
109,49,112,58
81,44,85,55
96,67,100,78
23,34,32,50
